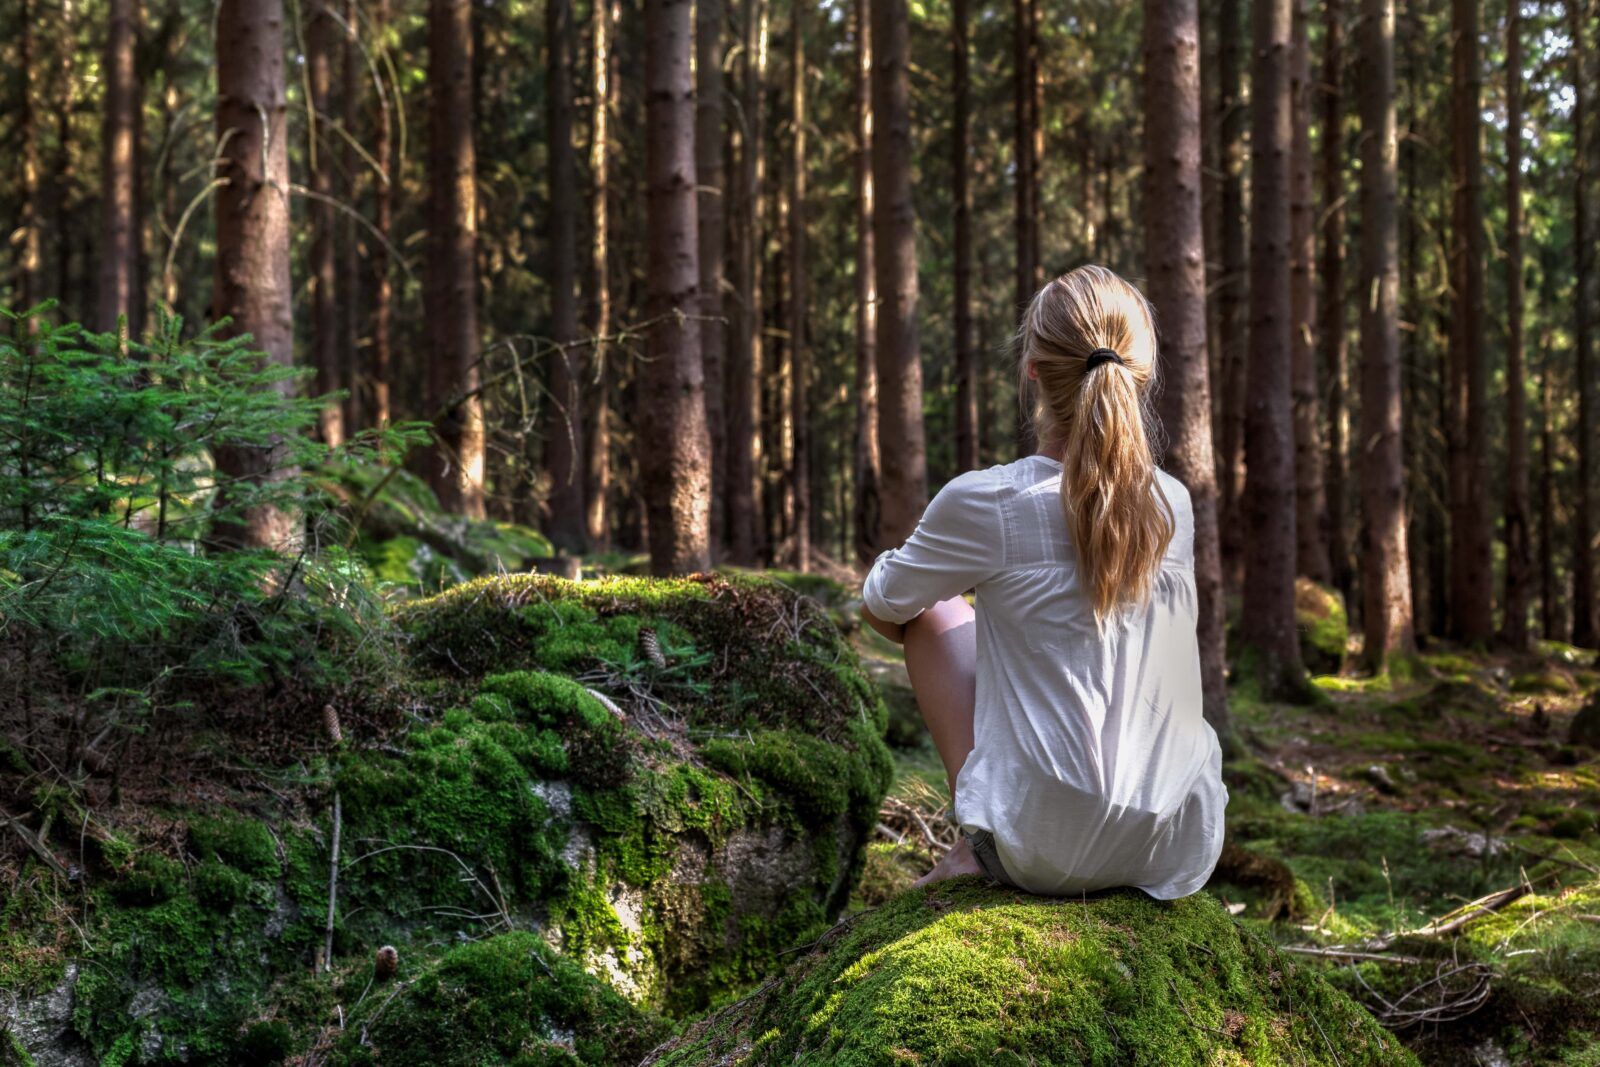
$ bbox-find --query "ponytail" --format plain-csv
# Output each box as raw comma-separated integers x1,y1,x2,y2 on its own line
1021,266,1174,625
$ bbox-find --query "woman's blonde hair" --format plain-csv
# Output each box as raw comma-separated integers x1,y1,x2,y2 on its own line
1019,265,1173,624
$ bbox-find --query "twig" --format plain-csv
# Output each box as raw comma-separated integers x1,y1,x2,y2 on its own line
324,789,342,971
1281,945,1423,966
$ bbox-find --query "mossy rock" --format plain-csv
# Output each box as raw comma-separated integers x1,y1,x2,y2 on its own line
646,881,1415,1066
333,932,670,1066
13,574,892,1062
1296,578,1348,676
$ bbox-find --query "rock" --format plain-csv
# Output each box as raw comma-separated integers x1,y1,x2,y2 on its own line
644,881,1417,1066
1420,825,1506,858
1570,698,1600,749
1366,764,1401,795
1296,578,1349,675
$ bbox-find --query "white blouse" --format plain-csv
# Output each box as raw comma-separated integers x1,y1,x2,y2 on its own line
863,454,1227,900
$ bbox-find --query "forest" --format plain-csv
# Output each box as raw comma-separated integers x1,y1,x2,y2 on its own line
1,0,1598,1061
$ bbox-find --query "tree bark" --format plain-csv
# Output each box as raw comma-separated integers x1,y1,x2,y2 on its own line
1357,0,1415,669
786,0,810,571
1318,0,1352,604
212,0,297,551
1572,0,1596,647
953,0,977,473
17,0,42,317
726,0,768,564
1289,0,1329,585
1143,0,1232,745
1216,0,1248,591
584,0,616,549
425,0,485,517
697,0,728,558
98,0,143,338
1012,0,1037,313
1447,0,1493,643
1241,0,1306,697
340,0,361,431
871,0,927,548
1539,316,1559,639
307,0,344,444
543,0,586,552
1502,0,1532,650
368,0,394,427
852,0,880,564
641,0,713,574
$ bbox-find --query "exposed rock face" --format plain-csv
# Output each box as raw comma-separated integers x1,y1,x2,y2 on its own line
645,880,1418,1066
5,574,892,1063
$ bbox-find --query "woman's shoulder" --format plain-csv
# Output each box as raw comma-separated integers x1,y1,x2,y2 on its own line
1153,468,1193,513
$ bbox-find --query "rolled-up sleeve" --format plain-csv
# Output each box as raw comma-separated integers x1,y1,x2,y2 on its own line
861,469,1003,624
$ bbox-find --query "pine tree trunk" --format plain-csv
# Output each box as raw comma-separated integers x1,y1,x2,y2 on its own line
697,0,728,558
1216,0,1248,591
1241,0,1306,697
425,0,486,518
871,0,928,548
1572,0,1596,647
1447,0,1493,643
544,0,586,552
953,0,977,473
852,0,880,564
212,0,297,551
1012,0,1036,314
51,0,79,312
1502,0,1532,650
1319,0,1352,605
787,0,810,571
340,3,361,431
726,0,767,564
18,0,42,317
1358,0,1415,669
307,0,344,445
584,0,616,549
1539,316,1560,639
368,0,394,427
1289,0,1329,585
1143,0,1233,745
98,0,142,337
642,0,712,574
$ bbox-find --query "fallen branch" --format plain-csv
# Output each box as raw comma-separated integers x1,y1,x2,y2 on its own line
0,810,71,882
1282,945,1424,966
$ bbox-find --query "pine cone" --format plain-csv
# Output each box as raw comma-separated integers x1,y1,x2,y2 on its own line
374,945,398,982
640,627,666,668
323,705,343,747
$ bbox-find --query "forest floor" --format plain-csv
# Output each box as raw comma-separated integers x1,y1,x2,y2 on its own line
839,593,1600,1066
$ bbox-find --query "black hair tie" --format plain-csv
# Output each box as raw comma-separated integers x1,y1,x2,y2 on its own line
1085,347,1125,372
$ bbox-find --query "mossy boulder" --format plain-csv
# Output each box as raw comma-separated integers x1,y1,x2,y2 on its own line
1296,578,1348,675
7,574,892,1063
646,880,1415,1066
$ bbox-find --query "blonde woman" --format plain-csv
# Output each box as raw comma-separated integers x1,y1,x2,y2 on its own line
861,265,1227,897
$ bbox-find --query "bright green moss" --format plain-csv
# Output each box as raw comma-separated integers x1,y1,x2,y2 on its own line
1511,670,1577,695
653,881,1416,1066
1296,578,1349,675
188,812,279,880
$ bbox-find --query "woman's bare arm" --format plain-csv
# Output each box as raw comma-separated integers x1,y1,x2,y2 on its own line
860,604,908,644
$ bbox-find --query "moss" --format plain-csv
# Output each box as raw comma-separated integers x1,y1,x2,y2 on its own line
653,882,1416,1066
335,932,670,1066
1511,670,1577,695
2,1032,36,1067
1296,578,1349,675
188,813,280,880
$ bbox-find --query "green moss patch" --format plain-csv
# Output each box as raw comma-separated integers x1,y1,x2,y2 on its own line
648,881,1415,1066
1296,578,1349,676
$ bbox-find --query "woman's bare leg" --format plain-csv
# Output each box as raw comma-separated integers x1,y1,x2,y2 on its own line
903,596,983,885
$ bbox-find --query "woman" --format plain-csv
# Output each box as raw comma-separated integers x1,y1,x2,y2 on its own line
861,265,1227,898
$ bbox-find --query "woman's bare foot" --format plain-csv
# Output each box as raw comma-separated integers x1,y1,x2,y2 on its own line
912,836,985,888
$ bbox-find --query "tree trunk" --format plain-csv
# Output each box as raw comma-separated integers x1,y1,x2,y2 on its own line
787,0,810,571
307,0,344,444
1289,0,1329,585
1572,0,1596,647
641,0,712,574
584,0,616,549
726,0,768,564
1319,0,1352,605
871,0,927,548
425,0,485,518
1539,318,1559,639
1357,0,1415,669
212,0,297,551
98,0,142,338
697,0,728,558
1143,0,1233,745
1502,0,1532,650
368,0,394,427
1447,0,1493,643
18,0,42,317
1216,0,1248,591
340,2,361,431
953,0,977,473
1012,0,1037,314
1241,0,1306,697
543,0,586,552
852,0,880,564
